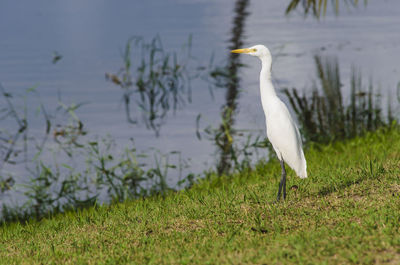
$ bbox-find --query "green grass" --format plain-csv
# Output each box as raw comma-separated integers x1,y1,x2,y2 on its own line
1,128,400,264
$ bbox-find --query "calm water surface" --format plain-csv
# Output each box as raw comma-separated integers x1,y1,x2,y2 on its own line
1,0,399,187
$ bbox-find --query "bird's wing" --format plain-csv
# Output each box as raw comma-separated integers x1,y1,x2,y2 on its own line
266,100,307,178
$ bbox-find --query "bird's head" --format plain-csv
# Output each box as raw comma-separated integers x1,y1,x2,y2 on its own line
231,44,271,60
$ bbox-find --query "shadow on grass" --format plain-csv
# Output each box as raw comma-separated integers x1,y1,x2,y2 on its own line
317,159,385,196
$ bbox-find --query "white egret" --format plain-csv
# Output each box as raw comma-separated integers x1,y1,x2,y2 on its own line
231,45,307,201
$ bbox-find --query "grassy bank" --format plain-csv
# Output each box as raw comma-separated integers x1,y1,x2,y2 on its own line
1,128,400,264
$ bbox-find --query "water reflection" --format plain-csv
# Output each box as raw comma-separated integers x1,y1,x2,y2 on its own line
213,0,251,175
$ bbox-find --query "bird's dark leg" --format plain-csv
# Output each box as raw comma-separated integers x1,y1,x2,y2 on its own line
276,158,287,202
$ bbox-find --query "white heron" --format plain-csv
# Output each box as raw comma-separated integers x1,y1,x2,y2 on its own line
231,45,307,201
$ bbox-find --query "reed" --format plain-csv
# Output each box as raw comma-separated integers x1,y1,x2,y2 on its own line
285,0,364,18
283,55,393,143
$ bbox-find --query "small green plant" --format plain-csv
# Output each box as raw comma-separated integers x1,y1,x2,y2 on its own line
106,35,197,135
0,83,29,171
203,120,271,175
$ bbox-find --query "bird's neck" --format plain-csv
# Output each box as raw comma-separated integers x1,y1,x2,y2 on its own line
259,57,276,98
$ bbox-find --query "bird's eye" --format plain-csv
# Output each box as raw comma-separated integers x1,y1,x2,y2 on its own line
252,48,257,52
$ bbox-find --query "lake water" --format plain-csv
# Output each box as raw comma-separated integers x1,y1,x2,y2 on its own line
1,0,399,191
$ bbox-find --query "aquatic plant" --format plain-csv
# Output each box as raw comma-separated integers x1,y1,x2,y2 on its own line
0,84,189,222
286,0,365,18
106,35,196,136
284,55,396,143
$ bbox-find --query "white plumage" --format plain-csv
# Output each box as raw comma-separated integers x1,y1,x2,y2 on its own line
231,44,307,200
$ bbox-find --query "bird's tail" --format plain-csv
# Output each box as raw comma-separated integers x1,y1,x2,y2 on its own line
297,166,307,179
296,155,307,179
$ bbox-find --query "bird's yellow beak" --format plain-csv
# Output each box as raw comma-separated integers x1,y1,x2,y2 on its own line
231,48,255,54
